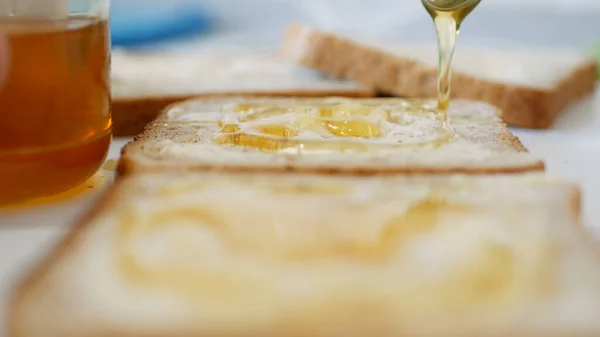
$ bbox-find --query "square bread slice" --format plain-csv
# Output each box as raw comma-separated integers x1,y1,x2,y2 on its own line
281,23,598,129
119,96,544,175
10,171,600,337
111,50,374,136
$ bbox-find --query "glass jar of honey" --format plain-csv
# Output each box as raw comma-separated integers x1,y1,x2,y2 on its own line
0,0,111,205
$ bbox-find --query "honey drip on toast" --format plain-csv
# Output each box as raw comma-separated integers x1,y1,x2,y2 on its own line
112,180,558,311
212,100,455,154
422,0,481,111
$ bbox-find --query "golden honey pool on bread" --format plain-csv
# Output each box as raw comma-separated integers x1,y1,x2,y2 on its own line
10,171,600,337
119,96,544,175
281,23,598,129
110,50,374,137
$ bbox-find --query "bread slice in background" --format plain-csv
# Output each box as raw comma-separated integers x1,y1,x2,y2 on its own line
119,96,544,175
111,49,374,137
281,23,598,129
11,171,600,337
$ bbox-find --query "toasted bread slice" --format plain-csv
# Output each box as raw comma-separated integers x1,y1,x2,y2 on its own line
281,23,598,129
119,96,544,175
11,171,600,337
111,50,374,136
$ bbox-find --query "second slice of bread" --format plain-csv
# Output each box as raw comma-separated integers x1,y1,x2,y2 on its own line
111,50,374,137
281,23,598,129
119,96,544,175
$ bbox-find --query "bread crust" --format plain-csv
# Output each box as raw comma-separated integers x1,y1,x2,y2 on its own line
119,140,545,177
281,23,598,129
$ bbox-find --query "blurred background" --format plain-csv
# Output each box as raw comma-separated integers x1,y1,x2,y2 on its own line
111,0,600,53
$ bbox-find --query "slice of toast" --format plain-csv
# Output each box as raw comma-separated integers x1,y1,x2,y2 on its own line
11,171,600,337
111,50,374,137
281,23,598,129
119,96,544,175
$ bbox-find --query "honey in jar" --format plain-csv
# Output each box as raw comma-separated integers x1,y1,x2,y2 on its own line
0,15,111,205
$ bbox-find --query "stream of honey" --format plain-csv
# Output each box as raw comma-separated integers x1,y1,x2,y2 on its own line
422,0,481,110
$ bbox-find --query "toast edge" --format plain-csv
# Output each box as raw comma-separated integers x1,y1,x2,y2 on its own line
7,177,133,337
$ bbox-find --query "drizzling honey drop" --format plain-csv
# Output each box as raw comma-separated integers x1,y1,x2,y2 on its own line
422,0,481,111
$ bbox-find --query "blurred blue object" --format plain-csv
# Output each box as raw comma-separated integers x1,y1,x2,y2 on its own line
110,0,214,47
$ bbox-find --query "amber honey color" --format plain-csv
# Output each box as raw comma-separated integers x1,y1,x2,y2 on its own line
0,16,111,205
213,101,454,154
421,0,481,110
